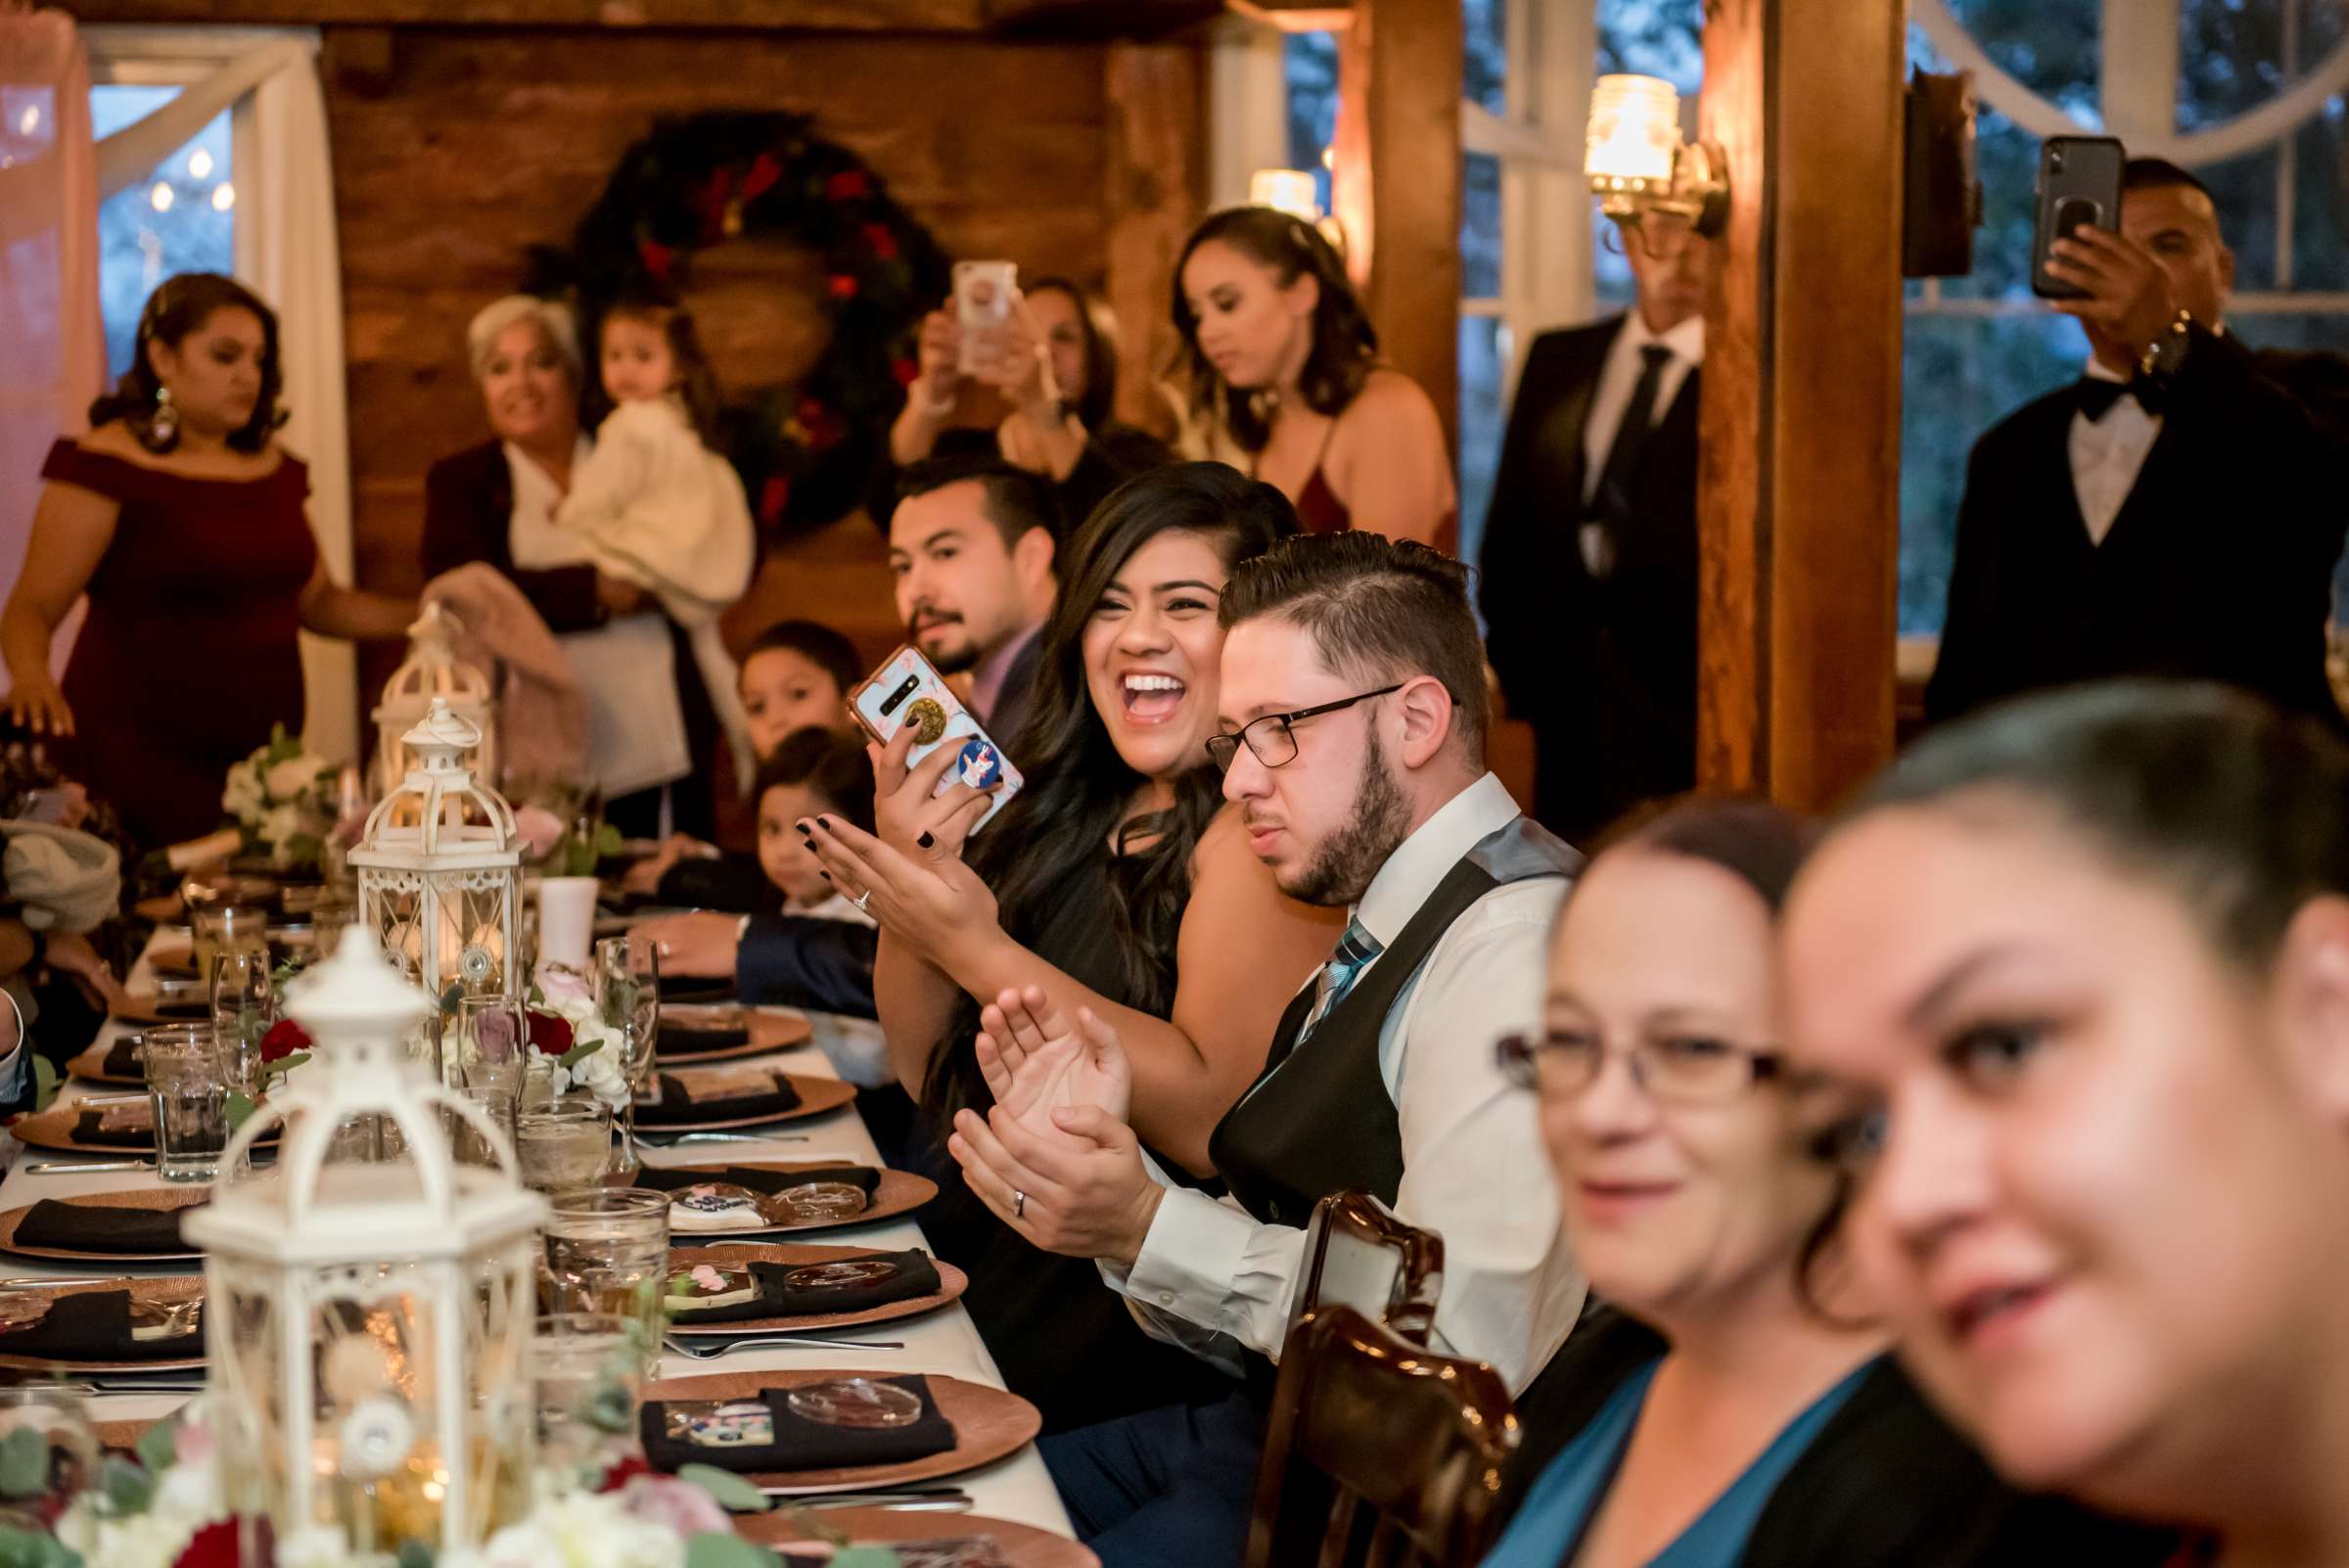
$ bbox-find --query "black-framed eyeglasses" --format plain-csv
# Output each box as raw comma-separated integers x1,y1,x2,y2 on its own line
1206,685,1403,773
1495,1029,1790,1107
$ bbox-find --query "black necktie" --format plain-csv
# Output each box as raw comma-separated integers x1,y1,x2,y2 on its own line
1593,345,1675,522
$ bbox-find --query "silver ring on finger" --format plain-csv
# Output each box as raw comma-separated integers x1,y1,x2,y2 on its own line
852,889,875,913
1014,1189,1027,1220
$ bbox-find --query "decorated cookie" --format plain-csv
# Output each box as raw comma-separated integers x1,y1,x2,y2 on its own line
666,1399,774,1449
667,1182,770,1232
663,1262,760,1314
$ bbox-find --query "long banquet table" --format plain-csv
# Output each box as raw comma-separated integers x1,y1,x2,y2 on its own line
0,985,1076,1540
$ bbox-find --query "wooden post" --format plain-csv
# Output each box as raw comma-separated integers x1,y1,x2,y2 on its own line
1696,0,1906,808
1105,40,1206,438
1330,0,1461,449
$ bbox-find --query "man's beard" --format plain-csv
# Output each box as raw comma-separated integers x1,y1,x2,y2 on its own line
1285,728,1413,907
910,616,979,675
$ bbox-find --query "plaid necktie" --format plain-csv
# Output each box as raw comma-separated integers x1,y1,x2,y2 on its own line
1297,919,1383,1045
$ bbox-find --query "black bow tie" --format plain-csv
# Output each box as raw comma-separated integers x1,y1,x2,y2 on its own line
2074,374,2165,420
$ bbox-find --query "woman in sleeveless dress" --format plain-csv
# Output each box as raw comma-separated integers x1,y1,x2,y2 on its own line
1170,207,1456,554
2,275,415,851
799,462,1343,1432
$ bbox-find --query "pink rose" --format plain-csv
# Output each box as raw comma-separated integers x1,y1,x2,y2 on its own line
515,806,566,860
621,1474,731,1538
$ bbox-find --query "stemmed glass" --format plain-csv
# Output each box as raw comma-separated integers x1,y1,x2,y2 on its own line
452,992,528,1099
207,948,275,1096
593,935,659,1170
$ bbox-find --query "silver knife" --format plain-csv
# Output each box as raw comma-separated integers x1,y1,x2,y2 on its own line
20,1161,157,1175
642,1131,812,1147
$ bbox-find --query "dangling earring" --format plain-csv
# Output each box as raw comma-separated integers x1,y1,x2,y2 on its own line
148,386,179,448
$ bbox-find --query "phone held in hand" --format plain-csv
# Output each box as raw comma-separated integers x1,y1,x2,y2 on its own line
2031,134,2125,301
952,259,1017,376
850,645,1026,834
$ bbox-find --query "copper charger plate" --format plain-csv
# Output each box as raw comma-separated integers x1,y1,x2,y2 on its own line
642,1367,1039,1495
663,1242,966,1336
6,1103,278,1159
0,1187,208,1258
65,1043,143,1087
0,1186,209,1264
0,1277,207,1374
738,1509,1097,1568
660,1005,813,1065
640,1072,856,1132
635,1161,936,1236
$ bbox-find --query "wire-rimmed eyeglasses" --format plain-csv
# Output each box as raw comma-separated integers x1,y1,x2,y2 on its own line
1495,1029,1790,1105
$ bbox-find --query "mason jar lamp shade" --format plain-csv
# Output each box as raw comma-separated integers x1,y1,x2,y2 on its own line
351,699,522,999
1586,73,1730,240
184,927,548,1558
375,602,496,795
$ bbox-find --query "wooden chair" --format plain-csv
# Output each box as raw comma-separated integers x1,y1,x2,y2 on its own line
1245,1305,1521,1568
1287,1189,1446,1347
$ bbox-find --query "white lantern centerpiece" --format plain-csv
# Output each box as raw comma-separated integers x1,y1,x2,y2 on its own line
352,698,523,1001
375,601,496,794
184,927,548,1558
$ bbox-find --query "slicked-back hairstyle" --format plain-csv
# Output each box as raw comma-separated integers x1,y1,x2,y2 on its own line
895,453,1064,555
1218,530,1489,760
752,726,875,836
1851,680,2349,970
744,620,863,701
2124,157,2215,206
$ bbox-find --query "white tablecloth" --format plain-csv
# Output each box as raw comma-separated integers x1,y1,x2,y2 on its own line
0,999,1074,1538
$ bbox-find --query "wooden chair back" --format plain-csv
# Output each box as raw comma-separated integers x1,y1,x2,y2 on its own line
1287,1189,1445,1347
1245,1305,1520,1568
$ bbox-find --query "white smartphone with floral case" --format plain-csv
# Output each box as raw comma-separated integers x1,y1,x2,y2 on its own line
849,644,1025,834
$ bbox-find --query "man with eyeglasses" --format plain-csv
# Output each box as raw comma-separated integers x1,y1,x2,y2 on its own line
944,531,1587,1568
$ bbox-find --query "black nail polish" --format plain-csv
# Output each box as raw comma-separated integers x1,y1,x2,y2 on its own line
818,816,832,829
819,870,832,882
796,823,812,839
917,832,935,850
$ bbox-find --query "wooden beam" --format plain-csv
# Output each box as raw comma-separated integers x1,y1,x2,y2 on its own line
1224,0,1354,33
65,0,988,28
1103,39,1206,438
1332,0,1460,450
1695,0,1905,809
984,0,1224,38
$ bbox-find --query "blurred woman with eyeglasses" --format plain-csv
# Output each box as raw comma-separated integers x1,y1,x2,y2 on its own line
1484,795,2175,1568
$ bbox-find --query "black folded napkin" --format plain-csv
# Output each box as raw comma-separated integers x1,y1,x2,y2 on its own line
633,1164,881,1201
0,1290,203,1362
144,999,209,1022
642,1374,954,1474
70,1111,158,1150
659,1023,753,1057
663,977,737,1006
149,958,198,982
103,1038,144,1079
14,1200,197,1255
666,1249,942,1326
635,1072,802,1129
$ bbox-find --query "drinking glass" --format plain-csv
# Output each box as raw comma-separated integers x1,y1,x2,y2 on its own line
444,1084,516,1171
514,1102,613,1194
593,936,659,1166
208,949,274,1095
306,897,357,964
0,1388,100,1530
190,902,268,979
144,1027,229,1182
530,1312,646,1492
452,993,528,1094
540,1189,669,1351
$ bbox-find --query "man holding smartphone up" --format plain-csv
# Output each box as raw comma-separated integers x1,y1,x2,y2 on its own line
1927,157,2349,727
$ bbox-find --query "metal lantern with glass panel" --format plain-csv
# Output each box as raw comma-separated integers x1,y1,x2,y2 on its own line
375,602,496,795
183,927,547,1559
1586,73,1731,250
351,698,522,1003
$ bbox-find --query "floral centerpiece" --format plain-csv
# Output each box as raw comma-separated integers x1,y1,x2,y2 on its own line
438,982,628,1113
220,725,337,874
3,1397,909,1568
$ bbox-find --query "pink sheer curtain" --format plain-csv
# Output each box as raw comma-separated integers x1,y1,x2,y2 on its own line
0,7,102,672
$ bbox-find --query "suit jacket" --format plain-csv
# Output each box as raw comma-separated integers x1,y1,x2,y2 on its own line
1500,1309,2184,1568
736,913,879,1019
1926,330,2349,727
985,629,1046,758
1478,317,1701,841
422,439,605,634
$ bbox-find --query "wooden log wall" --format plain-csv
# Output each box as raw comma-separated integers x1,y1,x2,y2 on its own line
323,24,1201,720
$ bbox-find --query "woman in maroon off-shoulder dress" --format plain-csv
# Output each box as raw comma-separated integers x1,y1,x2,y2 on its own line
1,275,414,851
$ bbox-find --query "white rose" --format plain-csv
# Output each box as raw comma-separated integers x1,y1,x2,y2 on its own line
55,1509,205,1568
152,1451,226,1519
266,755,327,803
261,803,305,849
222,764,266,823
567,1040,628,1112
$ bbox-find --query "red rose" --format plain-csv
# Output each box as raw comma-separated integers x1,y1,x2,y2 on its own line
862,221,898,260
258,1018,311,1064
526,1009,574,1055
598,1454,654,1494
824,169,868,201
173,1519,241,1568
827,274,858,300
741,152,783,203
637,238,675,283
759,475,791,526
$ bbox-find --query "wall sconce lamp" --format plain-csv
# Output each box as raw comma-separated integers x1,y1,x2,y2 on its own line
1251,167,1321,221
1586,74,1729,250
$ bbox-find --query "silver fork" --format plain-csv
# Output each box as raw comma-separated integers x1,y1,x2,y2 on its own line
662,1333,903,1359
778,1489,974,1512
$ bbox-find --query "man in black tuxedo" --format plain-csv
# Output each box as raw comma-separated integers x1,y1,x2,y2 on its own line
1478,219,1707,842
1926,159,2349,727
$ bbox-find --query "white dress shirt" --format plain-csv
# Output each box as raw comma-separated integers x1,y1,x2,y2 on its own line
1581,311,1706,508
2068,356,2163,546
1105,772,1586,1394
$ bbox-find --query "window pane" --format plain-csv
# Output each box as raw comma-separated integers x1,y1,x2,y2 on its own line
1462,152,1501,299
1457,314,1506,573
1465,0,1506,115
2196,143,2282,290
2179,0,2347,129
90,85,235,379
1284,31,1340,216
1597,0,1705,94
2290,107,2349,290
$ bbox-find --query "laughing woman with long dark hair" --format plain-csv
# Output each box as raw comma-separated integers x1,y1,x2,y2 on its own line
800,461,1341,1430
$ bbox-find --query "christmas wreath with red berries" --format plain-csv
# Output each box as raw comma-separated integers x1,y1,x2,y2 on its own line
525,111,949,541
